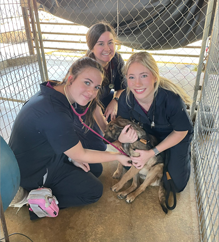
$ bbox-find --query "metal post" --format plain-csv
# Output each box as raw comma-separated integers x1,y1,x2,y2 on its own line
33,0,49,80
200,1,218,95
28,0,45,83
117,0,119,36
190,0,215,119
0,194,10,242
21,6,34,55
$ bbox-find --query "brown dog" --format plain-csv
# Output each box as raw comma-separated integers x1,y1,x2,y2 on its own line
104,116,168,213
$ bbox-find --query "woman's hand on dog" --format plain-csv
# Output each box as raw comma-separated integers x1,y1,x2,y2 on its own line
104,99,118,121
116,153,132,167
131,149,155,169
118,125,138,143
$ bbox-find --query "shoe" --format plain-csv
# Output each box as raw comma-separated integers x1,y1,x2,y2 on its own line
9,186,29,212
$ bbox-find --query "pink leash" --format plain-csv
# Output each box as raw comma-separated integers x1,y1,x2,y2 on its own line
70,105,129,157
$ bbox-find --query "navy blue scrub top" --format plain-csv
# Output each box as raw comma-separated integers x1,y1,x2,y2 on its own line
100,52,126,108
9,81,80,185
117,88,193,142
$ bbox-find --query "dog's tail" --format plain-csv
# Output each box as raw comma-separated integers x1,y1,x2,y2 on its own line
158,182,168,214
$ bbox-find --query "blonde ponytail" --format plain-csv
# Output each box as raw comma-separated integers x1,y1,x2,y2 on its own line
158,77,192,105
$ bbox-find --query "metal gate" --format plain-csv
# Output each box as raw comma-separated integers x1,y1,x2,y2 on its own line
192,1,219,241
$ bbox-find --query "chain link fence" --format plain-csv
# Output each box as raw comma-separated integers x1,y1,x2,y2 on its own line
0,0,218,241
0,0,42,141
192,1,219,241
1,0,210,142
35,0,211,101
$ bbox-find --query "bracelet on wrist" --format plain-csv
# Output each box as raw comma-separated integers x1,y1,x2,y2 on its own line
152,147,160,156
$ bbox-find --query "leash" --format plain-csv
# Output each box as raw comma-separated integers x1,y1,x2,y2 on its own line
46,81,129,156
63,83,129,157
66,84,177,210
70,105,129,157
64,83,177,210
163,149,177,210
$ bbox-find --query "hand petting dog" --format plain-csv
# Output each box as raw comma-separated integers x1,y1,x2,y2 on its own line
117,125,158,170
118,125,138,143
131,149,155,169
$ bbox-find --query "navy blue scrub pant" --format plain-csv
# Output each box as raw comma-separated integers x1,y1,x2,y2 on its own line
24,158,104,211
45,114,107,208
26,158,104,220
162,139,191,193
43,159,104,209
24,116,107,220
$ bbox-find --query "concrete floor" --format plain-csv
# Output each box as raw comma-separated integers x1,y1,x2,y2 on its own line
2,150,200,242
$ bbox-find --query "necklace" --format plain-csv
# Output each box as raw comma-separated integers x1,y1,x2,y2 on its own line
108,62,114,90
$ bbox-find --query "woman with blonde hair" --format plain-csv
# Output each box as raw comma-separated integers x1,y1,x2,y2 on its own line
117,51,193,193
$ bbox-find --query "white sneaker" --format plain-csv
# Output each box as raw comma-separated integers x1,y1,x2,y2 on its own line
9,187,29,211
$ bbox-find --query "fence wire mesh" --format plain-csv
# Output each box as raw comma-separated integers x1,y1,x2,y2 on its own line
0,0,41,141
1,0,212,143
0,1,218,241
34,0,213,101
192,2,219,241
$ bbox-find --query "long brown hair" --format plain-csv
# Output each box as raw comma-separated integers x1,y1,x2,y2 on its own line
85,21,118,100
86,21,117,59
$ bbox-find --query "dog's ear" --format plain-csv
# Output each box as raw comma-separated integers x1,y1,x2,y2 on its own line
116,116,133,128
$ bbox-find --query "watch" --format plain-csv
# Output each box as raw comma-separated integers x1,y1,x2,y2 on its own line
153,147,160,156
113,97,119,102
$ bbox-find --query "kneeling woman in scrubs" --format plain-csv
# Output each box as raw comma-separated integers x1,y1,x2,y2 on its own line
117,52,194,193
9,57,132,218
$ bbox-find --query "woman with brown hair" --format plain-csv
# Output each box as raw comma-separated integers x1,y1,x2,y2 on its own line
9,57,131,219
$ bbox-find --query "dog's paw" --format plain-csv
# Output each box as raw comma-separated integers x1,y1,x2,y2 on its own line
125,194,136,203
112,170,122,179
111,183,121,193
117,192,127,199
